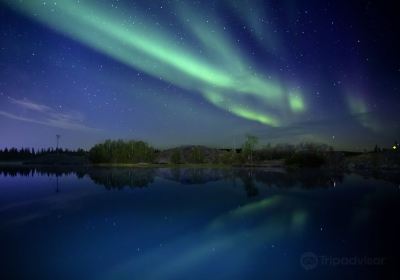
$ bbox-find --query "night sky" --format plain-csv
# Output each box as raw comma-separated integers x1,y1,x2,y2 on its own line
0,0,399,150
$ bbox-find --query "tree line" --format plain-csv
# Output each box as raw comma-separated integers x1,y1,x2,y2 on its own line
12,135,397,168
0,136,334,167
0,147,86,161
88,139,155,163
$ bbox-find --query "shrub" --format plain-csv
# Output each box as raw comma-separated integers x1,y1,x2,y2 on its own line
285,152,326,167
170,150,181,164
189,147,205,163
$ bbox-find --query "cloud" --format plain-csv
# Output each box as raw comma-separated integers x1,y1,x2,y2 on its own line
0,98,99,132
8,97,51,112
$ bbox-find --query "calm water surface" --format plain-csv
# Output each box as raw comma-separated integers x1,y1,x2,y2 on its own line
0,167,399,279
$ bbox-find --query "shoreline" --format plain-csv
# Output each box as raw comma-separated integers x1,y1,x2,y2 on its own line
0,160,399,173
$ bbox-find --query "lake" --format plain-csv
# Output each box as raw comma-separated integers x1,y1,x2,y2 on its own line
0,167,399,279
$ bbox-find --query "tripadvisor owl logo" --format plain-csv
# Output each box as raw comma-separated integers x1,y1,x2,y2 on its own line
300,252,318,270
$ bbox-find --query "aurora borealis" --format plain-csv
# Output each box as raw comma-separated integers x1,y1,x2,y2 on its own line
0,0,399,149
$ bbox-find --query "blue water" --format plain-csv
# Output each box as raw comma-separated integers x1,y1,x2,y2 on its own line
0,167,399,279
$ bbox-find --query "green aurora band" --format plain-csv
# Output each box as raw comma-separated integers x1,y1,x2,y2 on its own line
226,0,282,54
107,195,308,279
2,0,306,126
346,93,380,132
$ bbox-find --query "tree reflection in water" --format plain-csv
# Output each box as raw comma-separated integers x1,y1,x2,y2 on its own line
88,168,156,189
0,166,358,194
